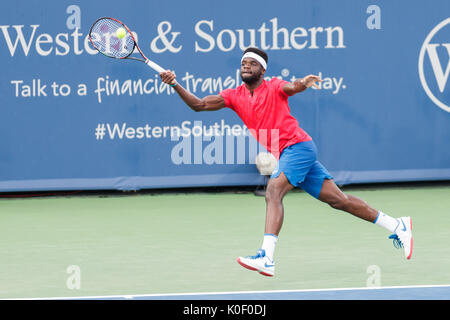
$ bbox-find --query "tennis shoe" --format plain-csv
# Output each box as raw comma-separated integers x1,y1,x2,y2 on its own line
236,249,275,277
388,216,413,260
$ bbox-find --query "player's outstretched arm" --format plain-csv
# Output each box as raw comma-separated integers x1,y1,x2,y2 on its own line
282,74,323,96
160,70,225,112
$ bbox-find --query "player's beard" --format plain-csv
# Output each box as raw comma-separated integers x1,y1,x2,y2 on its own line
241,70,263,85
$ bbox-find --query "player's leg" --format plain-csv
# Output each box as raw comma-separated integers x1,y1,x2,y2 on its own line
236,172,293,277
318,179,379,222
264,172,294,236
236,142,315,276
316,176,413,259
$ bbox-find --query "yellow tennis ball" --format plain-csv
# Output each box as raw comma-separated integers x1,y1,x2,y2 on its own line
116,27,126,39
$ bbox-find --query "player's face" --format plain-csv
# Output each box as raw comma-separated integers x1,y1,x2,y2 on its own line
240,58,265,84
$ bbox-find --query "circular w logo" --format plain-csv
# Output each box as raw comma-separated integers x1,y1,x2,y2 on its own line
418,18,450,113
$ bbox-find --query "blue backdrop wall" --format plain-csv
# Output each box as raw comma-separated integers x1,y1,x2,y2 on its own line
1,1,449,192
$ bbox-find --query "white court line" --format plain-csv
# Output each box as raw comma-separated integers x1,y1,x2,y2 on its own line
5,284,450,300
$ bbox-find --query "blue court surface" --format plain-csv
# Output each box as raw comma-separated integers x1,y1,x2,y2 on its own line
30,285,450,300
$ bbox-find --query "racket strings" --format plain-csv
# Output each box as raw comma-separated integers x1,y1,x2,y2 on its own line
90,18,135,59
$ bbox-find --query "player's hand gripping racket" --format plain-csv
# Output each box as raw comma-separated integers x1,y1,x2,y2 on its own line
89,17,175,84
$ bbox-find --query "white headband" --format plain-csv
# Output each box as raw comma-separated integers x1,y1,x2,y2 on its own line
241,52,267,70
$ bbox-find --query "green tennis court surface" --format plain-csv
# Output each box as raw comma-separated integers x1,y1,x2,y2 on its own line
1,183,449,299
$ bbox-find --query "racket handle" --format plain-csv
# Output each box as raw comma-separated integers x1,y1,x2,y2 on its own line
146,59,177,86
145,59,166,73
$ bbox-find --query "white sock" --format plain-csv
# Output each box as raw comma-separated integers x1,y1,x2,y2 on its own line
261,234,278,261
374,211,399,233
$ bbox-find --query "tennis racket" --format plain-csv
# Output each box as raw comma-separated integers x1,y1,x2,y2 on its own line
89,17,174,80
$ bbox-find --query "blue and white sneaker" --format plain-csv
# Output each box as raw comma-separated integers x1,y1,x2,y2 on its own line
236,249,275,277
389,216,413,260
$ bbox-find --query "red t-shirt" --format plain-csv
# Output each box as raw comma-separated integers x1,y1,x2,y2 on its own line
220,78,311,159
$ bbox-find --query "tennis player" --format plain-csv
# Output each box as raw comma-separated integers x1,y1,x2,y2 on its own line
160,47,413,277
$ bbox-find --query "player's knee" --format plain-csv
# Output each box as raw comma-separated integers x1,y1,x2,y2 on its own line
265,185,283,203
328,194,350,211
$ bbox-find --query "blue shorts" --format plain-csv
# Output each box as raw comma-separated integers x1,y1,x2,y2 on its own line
271,140,333,199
